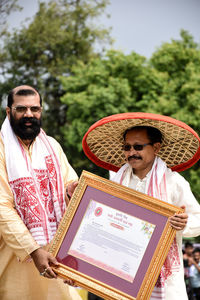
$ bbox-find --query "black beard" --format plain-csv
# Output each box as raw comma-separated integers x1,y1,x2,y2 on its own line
10,113,42,141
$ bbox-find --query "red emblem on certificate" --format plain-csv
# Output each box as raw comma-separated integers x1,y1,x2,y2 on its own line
95,207,103,217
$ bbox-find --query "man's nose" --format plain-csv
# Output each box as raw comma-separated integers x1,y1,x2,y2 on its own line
129,146,137,154
24,108,34,117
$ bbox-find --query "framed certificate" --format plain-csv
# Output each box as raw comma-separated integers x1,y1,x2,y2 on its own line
49,170,183,300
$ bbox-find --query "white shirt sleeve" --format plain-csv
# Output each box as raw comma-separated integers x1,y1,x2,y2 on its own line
167,170,200,238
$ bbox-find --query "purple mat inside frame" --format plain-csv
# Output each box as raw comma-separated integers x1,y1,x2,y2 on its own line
56,186,167,298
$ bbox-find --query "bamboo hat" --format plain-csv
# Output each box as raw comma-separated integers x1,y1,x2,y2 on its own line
82,112,200,172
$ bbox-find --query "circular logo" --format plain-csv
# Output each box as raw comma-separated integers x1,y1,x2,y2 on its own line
94,207,103,217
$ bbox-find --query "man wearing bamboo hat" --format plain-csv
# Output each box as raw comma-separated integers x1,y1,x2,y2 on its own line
82,112,200,300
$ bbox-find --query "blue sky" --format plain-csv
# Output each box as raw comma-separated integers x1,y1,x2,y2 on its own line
7,0,200,58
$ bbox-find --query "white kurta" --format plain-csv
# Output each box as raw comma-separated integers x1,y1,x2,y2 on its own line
112,161,200,300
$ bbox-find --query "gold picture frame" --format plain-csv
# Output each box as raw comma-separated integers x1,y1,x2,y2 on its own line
49,170,183,300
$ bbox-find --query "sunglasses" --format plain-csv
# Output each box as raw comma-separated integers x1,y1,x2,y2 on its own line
12,105,42,114
122,143,153,151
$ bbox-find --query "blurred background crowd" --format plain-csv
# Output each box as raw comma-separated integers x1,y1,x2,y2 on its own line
183,242,200,300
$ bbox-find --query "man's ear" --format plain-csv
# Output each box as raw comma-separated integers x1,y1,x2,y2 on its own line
6,107,11,120
153,142,161,154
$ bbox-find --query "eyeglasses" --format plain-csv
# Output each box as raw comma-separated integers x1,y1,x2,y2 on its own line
11,105,42,114
122,143,153,151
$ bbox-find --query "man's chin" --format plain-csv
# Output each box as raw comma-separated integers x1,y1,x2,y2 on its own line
128,159,142,168
16,129,40,140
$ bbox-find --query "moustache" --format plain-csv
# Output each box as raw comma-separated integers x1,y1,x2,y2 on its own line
128,155,142,161
19,117,40,126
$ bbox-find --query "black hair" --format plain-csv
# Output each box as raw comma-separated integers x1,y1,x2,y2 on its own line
7,87,42,107
192,247,200,254
123,126,162,144
193,247,200,254
185,242,193,248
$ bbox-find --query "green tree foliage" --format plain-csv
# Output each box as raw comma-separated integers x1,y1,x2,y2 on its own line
0,0,111,135
59,51,143,175
149,30,200,133
148,30,200,203
59,50,152,175
60,31,200,202
0,0,21,123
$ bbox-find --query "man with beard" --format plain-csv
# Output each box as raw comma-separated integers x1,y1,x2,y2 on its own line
0,85,81,300
82,112,200,300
